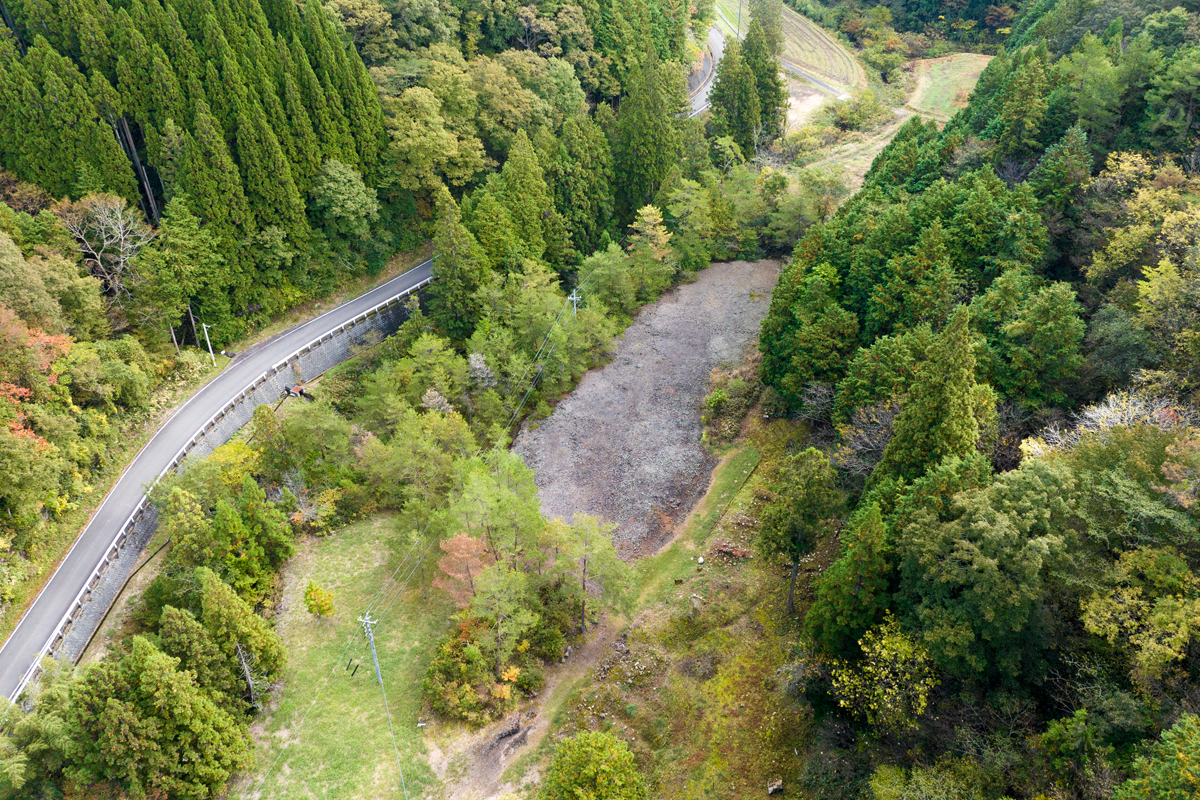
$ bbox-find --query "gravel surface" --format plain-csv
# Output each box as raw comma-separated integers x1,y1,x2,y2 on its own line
514,260,780,556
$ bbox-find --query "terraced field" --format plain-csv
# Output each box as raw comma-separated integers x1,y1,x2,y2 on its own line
714,0,864,90
906,53,992,121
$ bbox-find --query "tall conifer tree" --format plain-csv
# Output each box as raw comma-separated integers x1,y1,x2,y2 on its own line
614,50,684,222
178,99,254,265
709,39,761,157
496,129,553,260
233,90,307,249
873,306,997,483
742,20,785,139
429,185,491,341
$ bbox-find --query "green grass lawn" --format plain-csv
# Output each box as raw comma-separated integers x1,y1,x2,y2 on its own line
634,445,762,608
236,515,453,800
907,53,992,121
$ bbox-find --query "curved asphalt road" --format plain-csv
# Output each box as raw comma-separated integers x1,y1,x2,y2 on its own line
689,25,726,117
0,258,434,699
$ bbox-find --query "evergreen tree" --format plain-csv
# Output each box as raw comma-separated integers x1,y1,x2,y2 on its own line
279,71,322,194
873,306,997,483
759,262,860,407
288,35,353,164
1028,124,1092,212
1142,45,1200,153
614,50,684,222
742,20,785,140
429,185,491,341
866,221,961,339
709,40,761,158
468,190,525,273
195,566,286,680
233,90,307,250
111,8,185,134
495,129,553,260
177,100,253,268
545,114,615,256
156,604,245,711
155,117,188,200
67,636,251,798
805,502,891,657
747,0,783,56
994,55,1049,159
758,447,842,614
132,197,224,338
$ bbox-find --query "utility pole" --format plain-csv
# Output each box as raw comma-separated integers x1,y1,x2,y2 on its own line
360,613,410,800
568,288,581,318
359,613,384,686
200,322,215,365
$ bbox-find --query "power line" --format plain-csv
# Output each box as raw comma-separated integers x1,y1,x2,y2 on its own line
253,251,619,796
361,613,410,800
246,630,359,799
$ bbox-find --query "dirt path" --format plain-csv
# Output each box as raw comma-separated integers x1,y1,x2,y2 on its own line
804,109,916,189
514,260,780,557
427,620,622,800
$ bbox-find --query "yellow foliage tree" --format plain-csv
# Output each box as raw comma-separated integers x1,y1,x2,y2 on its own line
829,615,939,733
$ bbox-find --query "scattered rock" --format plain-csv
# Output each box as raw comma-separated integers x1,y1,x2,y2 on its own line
513,261,781,557
768,776,784,795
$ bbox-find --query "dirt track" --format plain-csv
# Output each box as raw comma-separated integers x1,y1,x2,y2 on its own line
514,260,780,556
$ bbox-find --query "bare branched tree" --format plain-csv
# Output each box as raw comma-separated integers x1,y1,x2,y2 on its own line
830,399,901,480
1026,390,1195,456
54,194,156,305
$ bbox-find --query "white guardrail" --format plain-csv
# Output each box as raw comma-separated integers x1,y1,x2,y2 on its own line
8,270,434,701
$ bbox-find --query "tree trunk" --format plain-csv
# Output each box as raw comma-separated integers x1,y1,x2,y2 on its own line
168,324,180,355
188,304,199,347
786,561,800,616
580,558,589,633
496,623,503,679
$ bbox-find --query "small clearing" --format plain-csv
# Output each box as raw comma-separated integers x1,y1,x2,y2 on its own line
803,109,916,190
514,260,780,557
906,53,992,122
785,77,826,131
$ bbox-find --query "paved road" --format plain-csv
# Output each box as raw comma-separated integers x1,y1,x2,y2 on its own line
0,258,435,699
689,25,726,117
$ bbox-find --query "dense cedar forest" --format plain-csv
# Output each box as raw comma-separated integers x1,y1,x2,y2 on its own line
1,0,1200,792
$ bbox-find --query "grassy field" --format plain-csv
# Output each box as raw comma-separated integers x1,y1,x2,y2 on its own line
906,53,992,122
234,514,453,800
713,0,863,90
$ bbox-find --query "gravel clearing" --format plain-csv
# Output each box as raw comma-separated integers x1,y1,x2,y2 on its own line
514,260,780,556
